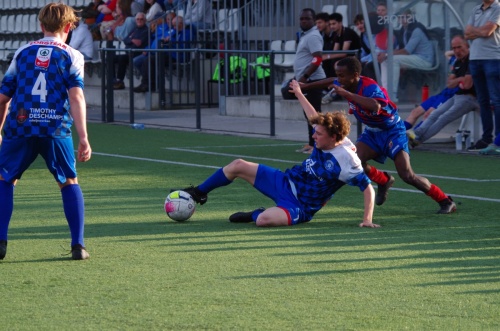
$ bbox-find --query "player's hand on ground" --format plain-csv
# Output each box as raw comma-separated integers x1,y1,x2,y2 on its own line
359,221,381,228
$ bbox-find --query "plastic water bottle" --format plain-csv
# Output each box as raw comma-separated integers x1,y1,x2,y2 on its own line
455,130,463,150
130,123,144,130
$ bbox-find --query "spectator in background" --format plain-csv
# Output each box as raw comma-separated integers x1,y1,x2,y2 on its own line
315,12,335,79
357,10,393,83
403,49,459,131
465,0,500,150
132,11,176,73
407,35,478,147
321,12,361,104
133,16,194,92
184,0,213,32
164,0,180,11
112,12,149,90
69,19,94,60
144,0,163,22
353,13,375,80
131,0,145,15
379,9,434,103
293,8,326,154
109,0,135,41
98,0,118,40
81,0,105,26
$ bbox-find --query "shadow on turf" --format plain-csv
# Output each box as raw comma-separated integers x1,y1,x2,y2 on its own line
7,214,499,289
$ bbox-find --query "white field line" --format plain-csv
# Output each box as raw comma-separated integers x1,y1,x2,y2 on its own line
91,150,500,203
164,147,500,183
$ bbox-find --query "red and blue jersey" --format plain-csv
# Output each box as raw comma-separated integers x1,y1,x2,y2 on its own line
337,76,400,130
0,37,84,139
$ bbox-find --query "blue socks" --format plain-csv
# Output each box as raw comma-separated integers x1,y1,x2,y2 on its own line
252,208,264,222
61,184,85,247
198,168,232,193
0,180,14,241
403,121,412,130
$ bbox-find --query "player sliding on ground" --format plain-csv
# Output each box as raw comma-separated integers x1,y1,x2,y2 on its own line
300,56,456,214
174,82,379,228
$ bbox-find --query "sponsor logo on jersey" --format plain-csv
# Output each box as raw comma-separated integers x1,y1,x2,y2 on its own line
17,108,28,124
35,48,53,68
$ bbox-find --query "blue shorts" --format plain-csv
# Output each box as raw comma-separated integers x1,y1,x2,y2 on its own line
254,164,311,225
421,87,458,111
0,137,77,183
358,120,409,164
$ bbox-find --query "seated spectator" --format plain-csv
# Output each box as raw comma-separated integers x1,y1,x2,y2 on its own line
98,0,119,40
353,13,378,80
112,12,150,90
109,0,135,41
315,12,335,79
164,0,180,11
144,0,164,23
407,35,478,147
133,15,194,92
69,19,94,60
328,13,361,63
404,53,459,130
132,11,176,74
184,0,213,32
131,0,145,15
357,9,395,83
379,9,434,102
81,0,105,26
321,12,361,104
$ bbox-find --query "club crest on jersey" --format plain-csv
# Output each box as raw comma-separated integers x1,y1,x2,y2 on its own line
35,48,52,68
324,160,334,171
17,108,28,124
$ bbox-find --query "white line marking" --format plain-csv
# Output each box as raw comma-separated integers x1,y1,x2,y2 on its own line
92,152,221,169
92,151,500,203
164,147,297,164
164,148,500,182
188,143,301,149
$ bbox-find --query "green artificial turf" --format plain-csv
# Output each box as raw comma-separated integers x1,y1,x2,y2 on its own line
1,123,499,330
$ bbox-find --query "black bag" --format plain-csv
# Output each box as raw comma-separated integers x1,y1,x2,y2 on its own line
281,78,297,100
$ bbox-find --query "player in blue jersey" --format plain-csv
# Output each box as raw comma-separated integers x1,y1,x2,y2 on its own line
0,3,92,260
175,81,379,228
300,57,456,214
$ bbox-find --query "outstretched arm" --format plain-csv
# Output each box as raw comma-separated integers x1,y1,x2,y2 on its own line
300,77,335,91
289,80,318,120
359,184,380,228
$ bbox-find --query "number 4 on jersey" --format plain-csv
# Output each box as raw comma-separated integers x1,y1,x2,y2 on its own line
32,72,47,102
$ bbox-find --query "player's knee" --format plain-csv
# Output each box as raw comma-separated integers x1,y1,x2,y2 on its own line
255,213,269,227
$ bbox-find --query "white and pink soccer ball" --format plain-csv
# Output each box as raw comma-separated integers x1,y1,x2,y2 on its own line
164,190,196,221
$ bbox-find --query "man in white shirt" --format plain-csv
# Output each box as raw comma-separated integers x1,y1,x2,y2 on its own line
69,19,94,60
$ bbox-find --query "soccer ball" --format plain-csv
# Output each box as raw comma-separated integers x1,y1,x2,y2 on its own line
164,190,196,221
